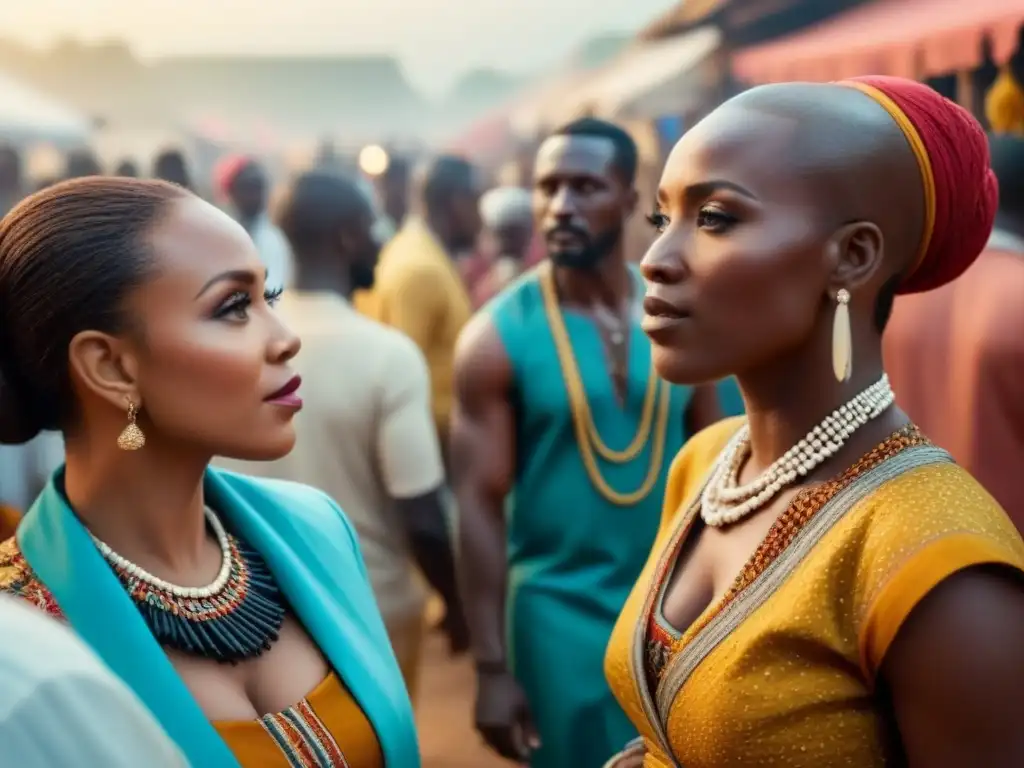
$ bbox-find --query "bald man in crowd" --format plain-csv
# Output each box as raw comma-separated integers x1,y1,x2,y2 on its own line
472,186,534,307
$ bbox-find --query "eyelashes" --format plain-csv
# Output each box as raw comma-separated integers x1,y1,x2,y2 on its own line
646,210,669,232
696,208,737,232
263,286,284,307
645,207,737,234
214,286,284,320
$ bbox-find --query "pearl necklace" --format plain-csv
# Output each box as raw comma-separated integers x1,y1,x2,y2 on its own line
89,507,232,599
700,375,895,527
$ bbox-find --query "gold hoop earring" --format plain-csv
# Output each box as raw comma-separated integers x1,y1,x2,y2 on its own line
832,288,852,383
117,398,146,451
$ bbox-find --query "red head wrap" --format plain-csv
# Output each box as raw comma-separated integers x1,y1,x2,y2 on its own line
213,154,255,200
837,76,999,295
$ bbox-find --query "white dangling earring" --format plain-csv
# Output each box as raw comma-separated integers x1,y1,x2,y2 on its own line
832,289,852,383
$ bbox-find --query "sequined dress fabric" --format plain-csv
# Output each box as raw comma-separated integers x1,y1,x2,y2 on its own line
603,417,1024,767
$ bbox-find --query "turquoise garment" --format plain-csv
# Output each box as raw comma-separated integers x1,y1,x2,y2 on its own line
488,269,692,768
715,377,745,418
17,468,419,768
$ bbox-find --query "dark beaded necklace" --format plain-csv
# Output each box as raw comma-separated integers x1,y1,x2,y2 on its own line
94,510,286,664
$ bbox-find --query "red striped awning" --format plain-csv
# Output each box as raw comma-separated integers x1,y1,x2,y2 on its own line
733,0,1024,85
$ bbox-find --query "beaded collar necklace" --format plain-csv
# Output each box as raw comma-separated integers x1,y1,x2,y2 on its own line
89,507,286,664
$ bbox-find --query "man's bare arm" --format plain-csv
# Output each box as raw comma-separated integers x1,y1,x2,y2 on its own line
451,313,516,667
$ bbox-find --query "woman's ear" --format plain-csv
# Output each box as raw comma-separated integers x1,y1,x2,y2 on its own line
67,330,141,410
827,220,885,292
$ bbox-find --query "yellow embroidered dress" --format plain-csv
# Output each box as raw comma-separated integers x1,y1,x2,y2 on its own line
604,418,1024,767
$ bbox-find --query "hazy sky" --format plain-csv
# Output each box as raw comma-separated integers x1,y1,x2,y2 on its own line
0,0,679,94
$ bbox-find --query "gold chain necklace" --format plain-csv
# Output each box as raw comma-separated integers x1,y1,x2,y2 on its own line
539,264,671,505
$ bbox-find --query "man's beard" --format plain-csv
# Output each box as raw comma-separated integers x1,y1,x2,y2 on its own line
547,224,622,270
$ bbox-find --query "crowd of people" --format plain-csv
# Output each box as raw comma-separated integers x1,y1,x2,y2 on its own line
0,71,1022,768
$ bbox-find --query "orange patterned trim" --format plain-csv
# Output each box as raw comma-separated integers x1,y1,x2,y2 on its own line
259,693,349,767
646,426,927,683
294,699,348,766
261,710,319,767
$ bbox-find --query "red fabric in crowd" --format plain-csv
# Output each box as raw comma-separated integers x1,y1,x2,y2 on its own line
213,154,255,200
842,76,999,295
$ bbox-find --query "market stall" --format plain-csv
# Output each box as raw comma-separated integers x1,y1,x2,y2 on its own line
565,26,723,122
0,71,92,145
732,0,1024,85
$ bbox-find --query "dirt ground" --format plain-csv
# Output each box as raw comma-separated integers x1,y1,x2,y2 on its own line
416,630,511,768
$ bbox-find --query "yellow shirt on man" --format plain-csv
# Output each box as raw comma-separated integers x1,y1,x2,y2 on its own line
366,218,473,435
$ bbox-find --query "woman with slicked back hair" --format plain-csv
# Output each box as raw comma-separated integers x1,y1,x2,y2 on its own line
0,177,419,768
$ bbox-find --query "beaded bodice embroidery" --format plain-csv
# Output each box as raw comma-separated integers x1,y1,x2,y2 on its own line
0,521,288,664
0,537,65,619
644,425,927,688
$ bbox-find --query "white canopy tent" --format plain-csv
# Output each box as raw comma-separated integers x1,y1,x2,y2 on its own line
0,72,92,145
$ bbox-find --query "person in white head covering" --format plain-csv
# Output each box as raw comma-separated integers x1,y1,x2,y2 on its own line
474,186,534,305
0,596,187,767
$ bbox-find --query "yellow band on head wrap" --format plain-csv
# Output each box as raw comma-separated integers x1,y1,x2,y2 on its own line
840,82,937,278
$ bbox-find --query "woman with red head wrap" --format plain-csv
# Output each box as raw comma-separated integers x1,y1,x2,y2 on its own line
602,77,1024,768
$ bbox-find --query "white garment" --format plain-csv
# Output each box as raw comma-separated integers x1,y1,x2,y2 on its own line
354,177,396,245
371,214,397,246
986,227,1024,254
0,432,63,512
250,215,294,293
0,597,188,767
479,186,532,229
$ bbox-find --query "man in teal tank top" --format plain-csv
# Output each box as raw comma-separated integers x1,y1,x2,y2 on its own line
452,118,722,768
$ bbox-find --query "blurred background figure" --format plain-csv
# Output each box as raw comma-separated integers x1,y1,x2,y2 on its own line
151,148,193,191
214,153,293,291
367,154,479,457
220,170,467,701
314,137,346,173
0,433,63,538
114,158,139,177
886,132,1024,530
0,596,188,767
453,117,722,768
31,178,57,194
473,185,533,306
0,145,23,216
62,148,102,179
376,154,411,238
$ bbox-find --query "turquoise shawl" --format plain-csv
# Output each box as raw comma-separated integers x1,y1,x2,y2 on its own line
17,468,420,768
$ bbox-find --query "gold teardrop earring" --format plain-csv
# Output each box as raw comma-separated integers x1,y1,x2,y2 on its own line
117,397,146,451
832,288,853,383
